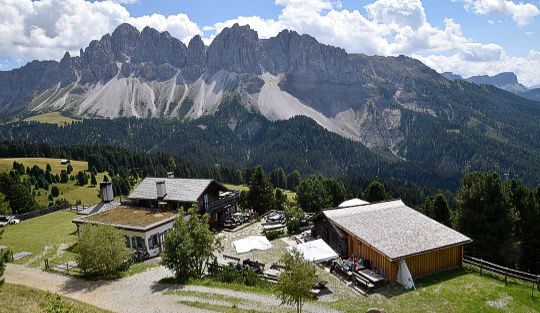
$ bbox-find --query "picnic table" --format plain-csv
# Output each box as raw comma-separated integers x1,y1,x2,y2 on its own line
359,268,385,284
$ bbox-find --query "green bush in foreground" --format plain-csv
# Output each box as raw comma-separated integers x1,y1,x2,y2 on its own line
163,207,220,282
76,224,130,277
274,250,317,313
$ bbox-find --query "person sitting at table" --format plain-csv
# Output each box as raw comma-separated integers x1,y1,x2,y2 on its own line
235,262,243,272
354,260,359,271
349,255,354,262
358,258,364,267
380,269,385,278
374,267,379,275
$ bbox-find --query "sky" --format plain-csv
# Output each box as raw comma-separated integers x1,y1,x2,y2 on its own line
1,0,539,86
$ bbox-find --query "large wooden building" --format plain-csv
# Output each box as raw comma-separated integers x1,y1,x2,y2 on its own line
314,200,472,283
127,177,239,227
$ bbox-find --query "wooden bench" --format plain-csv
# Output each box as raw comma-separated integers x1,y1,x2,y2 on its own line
223,254,241,263
353,272,374,291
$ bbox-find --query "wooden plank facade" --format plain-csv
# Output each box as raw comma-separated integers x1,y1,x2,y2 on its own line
346,228,464,283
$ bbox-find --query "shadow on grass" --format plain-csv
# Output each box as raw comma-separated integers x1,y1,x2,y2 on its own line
375,267,469,299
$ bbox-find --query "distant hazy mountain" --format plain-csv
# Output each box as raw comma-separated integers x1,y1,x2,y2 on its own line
1,23,540,186
441,72,463,81
466,72,528,93
442,71,540,101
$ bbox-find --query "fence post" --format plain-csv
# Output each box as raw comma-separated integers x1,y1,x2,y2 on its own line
480,259,483,277
537,276,539,291
44,258,49,270
504,268,507,286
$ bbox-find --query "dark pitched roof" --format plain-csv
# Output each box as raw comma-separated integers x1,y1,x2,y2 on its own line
324,200,472,260
128,178,226,202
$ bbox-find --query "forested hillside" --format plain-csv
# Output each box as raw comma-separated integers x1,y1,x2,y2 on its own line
2,94,540,189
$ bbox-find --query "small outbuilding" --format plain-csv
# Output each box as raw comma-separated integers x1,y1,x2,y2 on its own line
73,207,178,257
315,200,472,283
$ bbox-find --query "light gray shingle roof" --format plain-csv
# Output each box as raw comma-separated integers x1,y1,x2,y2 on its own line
324,200,472,260
128,178,220,202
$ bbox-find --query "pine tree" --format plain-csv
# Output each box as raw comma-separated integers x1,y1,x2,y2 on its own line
432,194,451,226
364,181,387,203
247,166,275,214
456,172,517,266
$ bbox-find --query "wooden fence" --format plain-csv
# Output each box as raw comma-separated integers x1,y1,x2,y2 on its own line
15,204,70,221
463,255,539,297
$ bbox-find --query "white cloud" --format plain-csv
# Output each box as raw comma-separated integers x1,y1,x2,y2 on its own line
1,0,539,86
416,49,540,86
462,0,539,26
365,0,426,29
196,0,540,85
128,13,201,43
0,0,201,62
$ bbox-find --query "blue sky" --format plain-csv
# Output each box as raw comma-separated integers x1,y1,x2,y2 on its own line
1,0,540,86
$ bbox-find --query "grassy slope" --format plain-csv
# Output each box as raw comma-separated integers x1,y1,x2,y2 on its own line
325,268,540,313
1,211,79,267
180,268,539,313
224,183,297,203
0,157,87,174
24,112,80,125
0,283,110,313
0,157,104,206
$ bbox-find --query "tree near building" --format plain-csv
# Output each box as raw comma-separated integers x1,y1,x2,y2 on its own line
285,204,304,234
456,172,517,266
274,189,288,211
422,194,451,226
520,185,540,273
295,175,331,213
163,207,220,282
76,224,130,277
364,181,387,203
274,249,317,313
247,166,275,214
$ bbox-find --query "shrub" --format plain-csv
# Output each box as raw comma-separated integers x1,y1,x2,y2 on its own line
76,224,130,277
266,231,280,241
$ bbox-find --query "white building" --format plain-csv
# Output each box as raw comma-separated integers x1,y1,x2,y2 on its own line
73,207,178,257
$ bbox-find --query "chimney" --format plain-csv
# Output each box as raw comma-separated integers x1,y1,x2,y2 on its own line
100,182,114,202
156,180,167,199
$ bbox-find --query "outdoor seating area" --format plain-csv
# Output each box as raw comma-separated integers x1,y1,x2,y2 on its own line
261,210,286,233
329,256,386,292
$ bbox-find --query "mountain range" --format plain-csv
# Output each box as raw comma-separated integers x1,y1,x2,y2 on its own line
442,71,540,102
1,23,540,187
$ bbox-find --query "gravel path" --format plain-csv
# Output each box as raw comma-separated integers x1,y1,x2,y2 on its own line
6,264,342,313
5,264,211,313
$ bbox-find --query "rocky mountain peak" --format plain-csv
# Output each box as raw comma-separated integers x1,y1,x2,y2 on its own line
111,23,140,62
133,26,187,68
206,23,261,74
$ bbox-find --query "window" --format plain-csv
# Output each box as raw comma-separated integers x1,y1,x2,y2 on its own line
136,237,145,250
148,234,159,250
125,236,131,248
131,236,145,250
